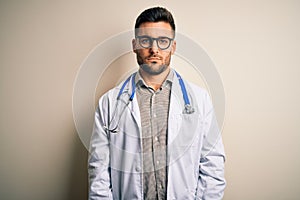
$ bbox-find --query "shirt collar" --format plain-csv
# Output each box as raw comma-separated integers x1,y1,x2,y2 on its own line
135,69,174,90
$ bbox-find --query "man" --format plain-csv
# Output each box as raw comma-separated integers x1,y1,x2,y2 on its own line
89,7,226,200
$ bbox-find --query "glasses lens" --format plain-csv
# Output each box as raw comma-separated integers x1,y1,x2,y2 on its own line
139,36,152,48
157,37,171,49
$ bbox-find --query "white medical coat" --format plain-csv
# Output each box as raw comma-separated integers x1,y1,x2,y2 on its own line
88,70,226,200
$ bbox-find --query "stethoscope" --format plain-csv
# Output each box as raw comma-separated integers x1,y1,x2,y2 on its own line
104,71,195,133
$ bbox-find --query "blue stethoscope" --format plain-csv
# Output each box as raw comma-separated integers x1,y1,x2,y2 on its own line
105,71,195,133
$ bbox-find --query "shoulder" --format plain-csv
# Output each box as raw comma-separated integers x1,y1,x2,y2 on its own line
184,79,209,99
171,69,208,97
97,83,121,105
97,73,135,105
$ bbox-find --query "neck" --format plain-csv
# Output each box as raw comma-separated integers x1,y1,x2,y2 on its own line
139,68,170,91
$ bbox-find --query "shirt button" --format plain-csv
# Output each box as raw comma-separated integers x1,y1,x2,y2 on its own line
135,166,141,172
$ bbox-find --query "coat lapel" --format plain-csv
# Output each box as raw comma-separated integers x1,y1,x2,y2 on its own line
168,70,185,143
130,94,141,130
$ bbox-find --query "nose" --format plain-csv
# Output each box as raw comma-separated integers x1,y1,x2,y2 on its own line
150,40,159,53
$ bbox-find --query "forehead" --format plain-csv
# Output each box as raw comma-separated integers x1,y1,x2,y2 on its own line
136,22,174,37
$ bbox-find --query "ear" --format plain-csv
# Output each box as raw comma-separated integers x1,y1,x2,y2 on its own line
171,40,176,55
132,38,137,53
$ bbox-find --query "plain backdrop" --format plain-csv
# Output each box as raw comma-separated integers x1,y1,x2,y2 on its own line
1,0,300,199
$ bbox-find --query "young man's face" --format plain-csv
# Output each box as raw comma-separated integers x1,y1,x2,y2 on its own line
132,21,176,75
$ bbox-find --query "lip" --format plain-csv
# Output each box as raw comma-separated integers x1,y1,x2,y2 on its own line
146,57,161,61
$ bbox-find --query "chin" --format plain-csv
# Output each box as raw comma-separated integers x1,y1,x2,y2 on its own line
140,63,168,75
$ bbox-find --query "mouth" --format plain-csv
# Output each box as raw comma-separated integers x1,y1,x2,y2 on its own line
146,57,161,62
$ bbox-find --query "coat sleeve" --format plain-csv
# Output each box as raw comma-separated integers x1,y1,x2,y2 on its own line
88,96,113,200
196,91,226,200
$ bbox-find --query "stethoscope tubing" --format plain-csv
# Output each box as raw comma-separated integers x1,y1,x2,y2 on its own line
117,71,191,107
107,70,194,133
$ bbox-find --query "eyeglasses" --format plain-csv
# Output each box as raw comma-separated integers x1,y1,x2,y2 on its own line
136,35,174,50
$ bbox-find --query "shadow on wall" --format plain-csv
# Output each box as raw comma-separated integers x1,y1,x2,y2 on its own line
67,133,88,200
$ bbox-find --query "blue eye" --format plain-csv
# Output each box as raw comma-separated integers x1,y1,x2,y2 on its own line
158,39,168,44
140,38,150,44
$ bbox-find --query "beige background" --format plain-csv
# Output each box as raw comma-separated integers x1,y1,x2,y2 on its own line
1,0,300,199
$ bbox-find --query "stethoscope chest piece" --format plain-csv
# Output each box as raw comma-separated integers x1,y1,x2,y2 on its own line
184,104,195,114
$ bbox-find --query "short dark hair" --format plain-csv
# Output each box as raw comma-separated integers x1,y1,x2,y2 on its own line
135,7,175,34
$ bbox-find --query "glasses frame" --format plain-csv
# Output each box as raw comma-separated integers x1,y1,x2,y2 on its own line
136,35,174,50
